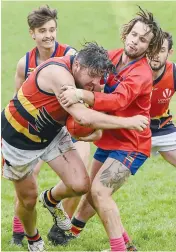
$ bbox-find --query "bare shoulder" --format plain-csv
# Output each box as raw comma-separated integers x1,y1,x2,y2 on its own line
37,64,75,95
16,55,26,75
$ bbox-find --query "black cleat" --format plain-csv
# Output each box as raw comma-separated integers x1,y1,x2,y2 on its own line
127,244,137,251
11,232,25,246
47,224,70,246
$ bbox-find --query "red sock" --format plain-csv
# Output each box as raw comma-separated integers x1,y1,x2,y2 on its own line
13,216,24,233
70,217,85,236
122,231,130,244
110,237,126,251
70,225,83,236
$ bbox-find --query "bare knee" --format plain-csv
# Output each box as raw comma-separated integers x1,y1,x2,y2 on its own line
91,185,108,205
71,177,90,196
18,191,38,210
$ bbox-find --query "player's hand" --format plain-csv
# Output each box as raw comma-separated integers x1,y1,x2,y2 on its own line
60,86,83,107
77,129,103,142
125,115,149,132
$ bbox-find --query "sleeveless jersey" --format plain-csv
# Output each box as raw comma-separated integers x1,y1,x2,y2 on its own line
1,55,75,150
25,41,76,79
150,61,176,134
150,61,176,118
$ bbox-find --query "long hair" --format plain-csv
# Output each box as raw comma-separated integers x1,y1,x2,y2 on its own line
121,6,164,59
163,31,173,50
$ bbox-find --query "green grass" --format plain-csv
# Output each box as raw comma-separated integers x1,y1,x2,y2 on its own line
1,1,176,251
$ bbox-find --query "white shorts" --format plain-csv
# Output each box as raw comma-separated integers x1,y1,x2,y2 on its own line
151,132,176,156
2,127,76,181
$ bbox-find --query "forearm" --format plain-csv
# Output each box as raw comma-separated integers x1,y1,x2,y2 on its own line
64,103,128,130
81,90,133,113
81,90,95,107
79,111,127,129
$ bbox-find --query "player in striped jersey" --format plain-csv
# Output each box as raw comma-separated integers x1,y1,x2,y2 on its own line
57,7,164,251
11,5,90,246
2,42,149,252
149,31,176,165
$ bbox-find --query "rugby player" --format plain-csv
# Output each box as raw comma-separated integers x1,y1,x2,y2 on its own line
59,7,164,251
1,42,149,252
11,5,91,246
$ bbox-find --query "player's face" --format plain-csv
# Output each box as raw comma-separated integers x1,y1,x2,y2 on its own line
30,19,57,49
73,64,101,91
148,39,169,71
124,21,154,59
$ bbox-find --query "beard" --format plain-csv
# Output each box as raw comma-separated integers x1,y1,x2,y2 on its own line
150,61,166,71
124,47,146,60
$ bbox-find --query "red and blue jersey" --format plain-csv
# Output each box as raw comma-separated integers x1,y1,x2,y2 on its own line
93,49,153,156
25,41,76,79
150,61,176,135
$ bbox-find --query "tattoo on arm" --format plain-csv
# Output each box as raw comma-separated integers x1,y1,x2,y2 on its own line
99,159,131,193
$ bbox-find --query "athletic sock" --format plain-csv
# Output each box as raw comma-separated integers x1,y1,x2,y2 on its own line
70,217,86,236
110,237,126,251
26,230,42,244
122,231,130,244
44,188,60,207
13,216,24,233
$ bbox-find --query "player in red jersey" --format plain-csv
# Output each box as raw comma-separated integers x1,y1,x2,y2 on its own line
149,31,176,165
11,6,90,246
1,42,149,252
59,7,164,251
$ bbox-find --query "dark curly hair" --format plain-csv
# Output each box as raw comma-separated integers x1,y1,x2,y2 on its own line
121,6,164,59
27,5,58,30
163,31,173,50
76,42,115,77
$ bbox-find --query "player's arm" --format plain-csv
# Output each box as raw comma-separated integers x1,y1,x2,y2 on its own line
62,103,149,131
38,65,149,131
14,55,26,94
60,68,151,112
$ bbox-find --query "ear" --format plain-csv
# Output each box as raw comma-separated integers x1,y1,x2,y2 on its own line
168,48,174,56
74,59,81,70
29,29,35,40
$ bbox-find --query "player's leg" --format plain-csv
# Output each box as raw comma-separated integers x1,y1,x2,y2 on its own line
39,130,90,232
2,139,45,251
159,149,176,166
90,151,147,251
11,159,44,246
47,148,135,249
152,130,176,166
33,159,44,176
13,173,45,251
11,194,25,246
91,158,130,251
69,157,103,236
47,154,101,245
47,149,90,199
39,149,90,230
71,150,130,238
62,141,90,218
13,174,38,236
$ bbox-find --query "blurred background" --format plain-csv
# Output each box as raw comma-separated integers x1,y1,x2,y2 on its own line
1,1,176,251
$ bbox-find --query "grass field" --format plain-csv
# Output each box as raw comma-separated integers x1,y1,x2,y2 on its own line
1,1,176,251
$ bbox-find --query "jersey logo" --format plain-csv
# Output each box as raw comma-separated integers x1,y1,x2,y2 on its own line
163,88,172,98
27,68,35,77
28,107,63,142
